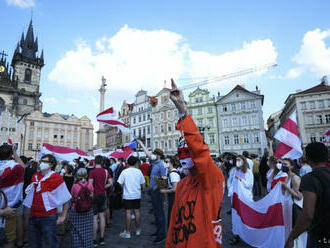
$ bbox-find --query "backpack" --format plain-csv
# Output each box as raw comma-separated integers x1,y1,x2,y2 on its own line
168,169,184,188
75,183,93,213
310,169,330,238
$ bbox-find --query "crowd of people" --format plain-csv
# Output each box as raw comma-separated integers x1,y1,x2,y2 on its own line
0,79,329,248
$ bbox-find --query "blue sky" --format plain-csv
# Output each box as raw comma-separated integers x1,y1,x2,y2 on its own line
1,0,330,139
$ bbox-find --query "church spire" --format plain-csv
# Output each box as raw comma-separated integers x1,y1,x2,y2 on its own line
22,19,38,59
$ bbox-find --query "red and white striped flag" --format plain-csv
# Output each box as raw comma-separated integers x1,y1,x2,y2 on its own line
274,110,303,159
322,129,330,144
232,181,291,248
0,160,24,207
96,107,130,133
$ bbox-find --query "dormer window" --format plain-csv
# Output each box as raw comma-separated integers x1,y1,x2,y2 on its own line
24,68,32,82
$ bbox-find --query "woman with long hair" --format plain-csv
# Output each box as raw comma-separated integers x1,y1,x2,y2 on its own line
69,168,94,248
230,155,254,245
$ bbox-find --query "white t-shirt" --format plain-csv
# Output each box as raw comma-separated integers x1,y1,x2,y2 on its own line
168,169,181,189
117,167,145,200
246,158,253,170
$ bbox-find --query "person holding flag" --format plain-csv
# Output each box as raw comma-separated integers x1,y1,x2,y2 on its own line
166,79,225,248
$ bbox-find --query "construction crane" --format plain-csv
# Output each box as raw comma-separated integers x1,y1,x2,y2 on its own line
178,63,277,91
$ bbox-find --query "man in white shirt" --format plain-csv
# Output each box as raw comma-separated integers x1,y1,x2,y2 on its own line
117,156,145,239
243,151,253,169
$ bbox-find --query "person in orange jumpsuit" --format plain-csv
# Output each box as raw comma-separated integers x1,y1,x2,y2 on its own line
166,79,225,248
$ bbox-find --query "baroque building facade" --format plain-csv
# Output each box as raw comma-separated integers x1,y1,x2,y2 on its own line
216,85,267,156
0,20,44,117
151,88,180,155
280,77,330,147
118,100,133,145
130,90,152,148
23,110,93,158
187,88,219,156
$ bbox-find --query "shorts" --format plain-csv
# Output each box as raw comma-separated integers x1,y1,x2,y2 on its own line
93,193,107,215
5,214,17,242
123,199,141,210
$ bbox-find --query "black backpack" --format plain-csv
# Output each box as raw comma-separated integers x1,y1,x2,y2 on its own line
75,183,93,213
310,169,330,238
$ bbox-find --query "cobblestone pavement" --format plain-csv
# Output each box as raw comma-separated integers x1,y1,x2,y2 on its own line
62,192,253,248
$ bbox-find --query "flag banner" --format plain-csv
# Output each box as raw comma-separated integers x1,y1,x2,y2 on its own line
322,129,330,144
96,107,130,133
38,143,92,162
232,181,292,248
93,148,103,156
274,110,303,159
122,141,137,151
109,150,132,160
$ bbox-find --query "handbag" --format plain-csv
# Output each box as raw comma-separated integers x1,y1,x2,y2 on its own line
0,190,8,245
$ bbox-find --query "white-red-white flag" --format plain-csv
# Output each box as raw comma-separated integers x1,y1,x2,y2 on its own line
96,107,130,133
322,129,330,144
274,110,303,159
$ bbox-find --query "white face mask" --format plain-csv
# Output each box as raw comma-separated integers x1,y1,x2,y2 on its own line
229,160,233,164
236,161,243,168
180,158,194,169
276,162,282,170
39,162,50,171
150,154,157,161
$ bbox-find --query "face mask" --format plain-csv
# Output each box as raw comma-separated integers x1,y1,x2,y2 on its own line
281,165,289,173
236,161,243,168
180,158,194,169
39,162,50,171
150,155,157,161
229,160,233,165
276,162,282,170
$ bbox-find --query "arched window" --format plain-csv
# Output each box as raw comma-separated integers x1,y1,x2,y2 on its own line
23,99,28,105
24,68,32,82
0,98,5,113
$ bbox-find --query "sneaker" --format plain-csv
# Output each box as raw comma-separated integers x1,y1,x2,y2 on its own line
99,237,105,246
153,236,166,244
136,229,142,236
93,240,98,247
119,231,131,239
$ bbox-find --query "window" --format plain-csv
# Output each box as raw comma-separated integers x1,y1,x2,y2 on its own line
328,99,330,107
24,68,32,82
174,110,178,116
147,138,151,148
133,129,136,136
208,107,213,113
154,126,158,134
223,119,228,127
198,108,203,115
168,139,172,149
138,128,142,137
73,133,78,141
307,115,313,124
29,129,34,138
244,135,249,144
147,114,150,120
252,115,257,124
28,143,33,150
251,101,256,109
143,127,146,136
310,101,315,109
147,125,150,134
242,116,248,125
168,124,172,132
310,134,316,142
138,115,141,122
254,133,259,143
224,136,229,145
208,118,214,127
241,102,246,110
36,143,41,150
198,119,203,126
326,114,330,124
231,103,236,111
37,129,41,138
67,133,71,140
301,102,306,110
222,105,227,112
161,113,164,120
23,99,28,105
30,121,34,126
209,134,215,145
167,111,171,118
54,134,58,139
133,117,136,124
318,100,324,108
188,109,193,115
161,125,164,133
155,141,159,148
316,115,323,124
161,140,165,149
234,135,239,144
232,117,238,126
143,114,146,121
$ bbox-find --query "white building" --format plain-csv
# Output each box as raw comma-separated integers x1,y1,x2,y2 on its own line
130,90,152,148
280,77,330,147
152,88,180,155
216,85,267,156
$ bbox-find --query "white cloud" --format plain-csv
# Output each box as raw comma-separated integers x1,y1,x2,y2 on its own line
49,25,277,96
44,97,58,104
286,29,330,78
5,0,35,8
